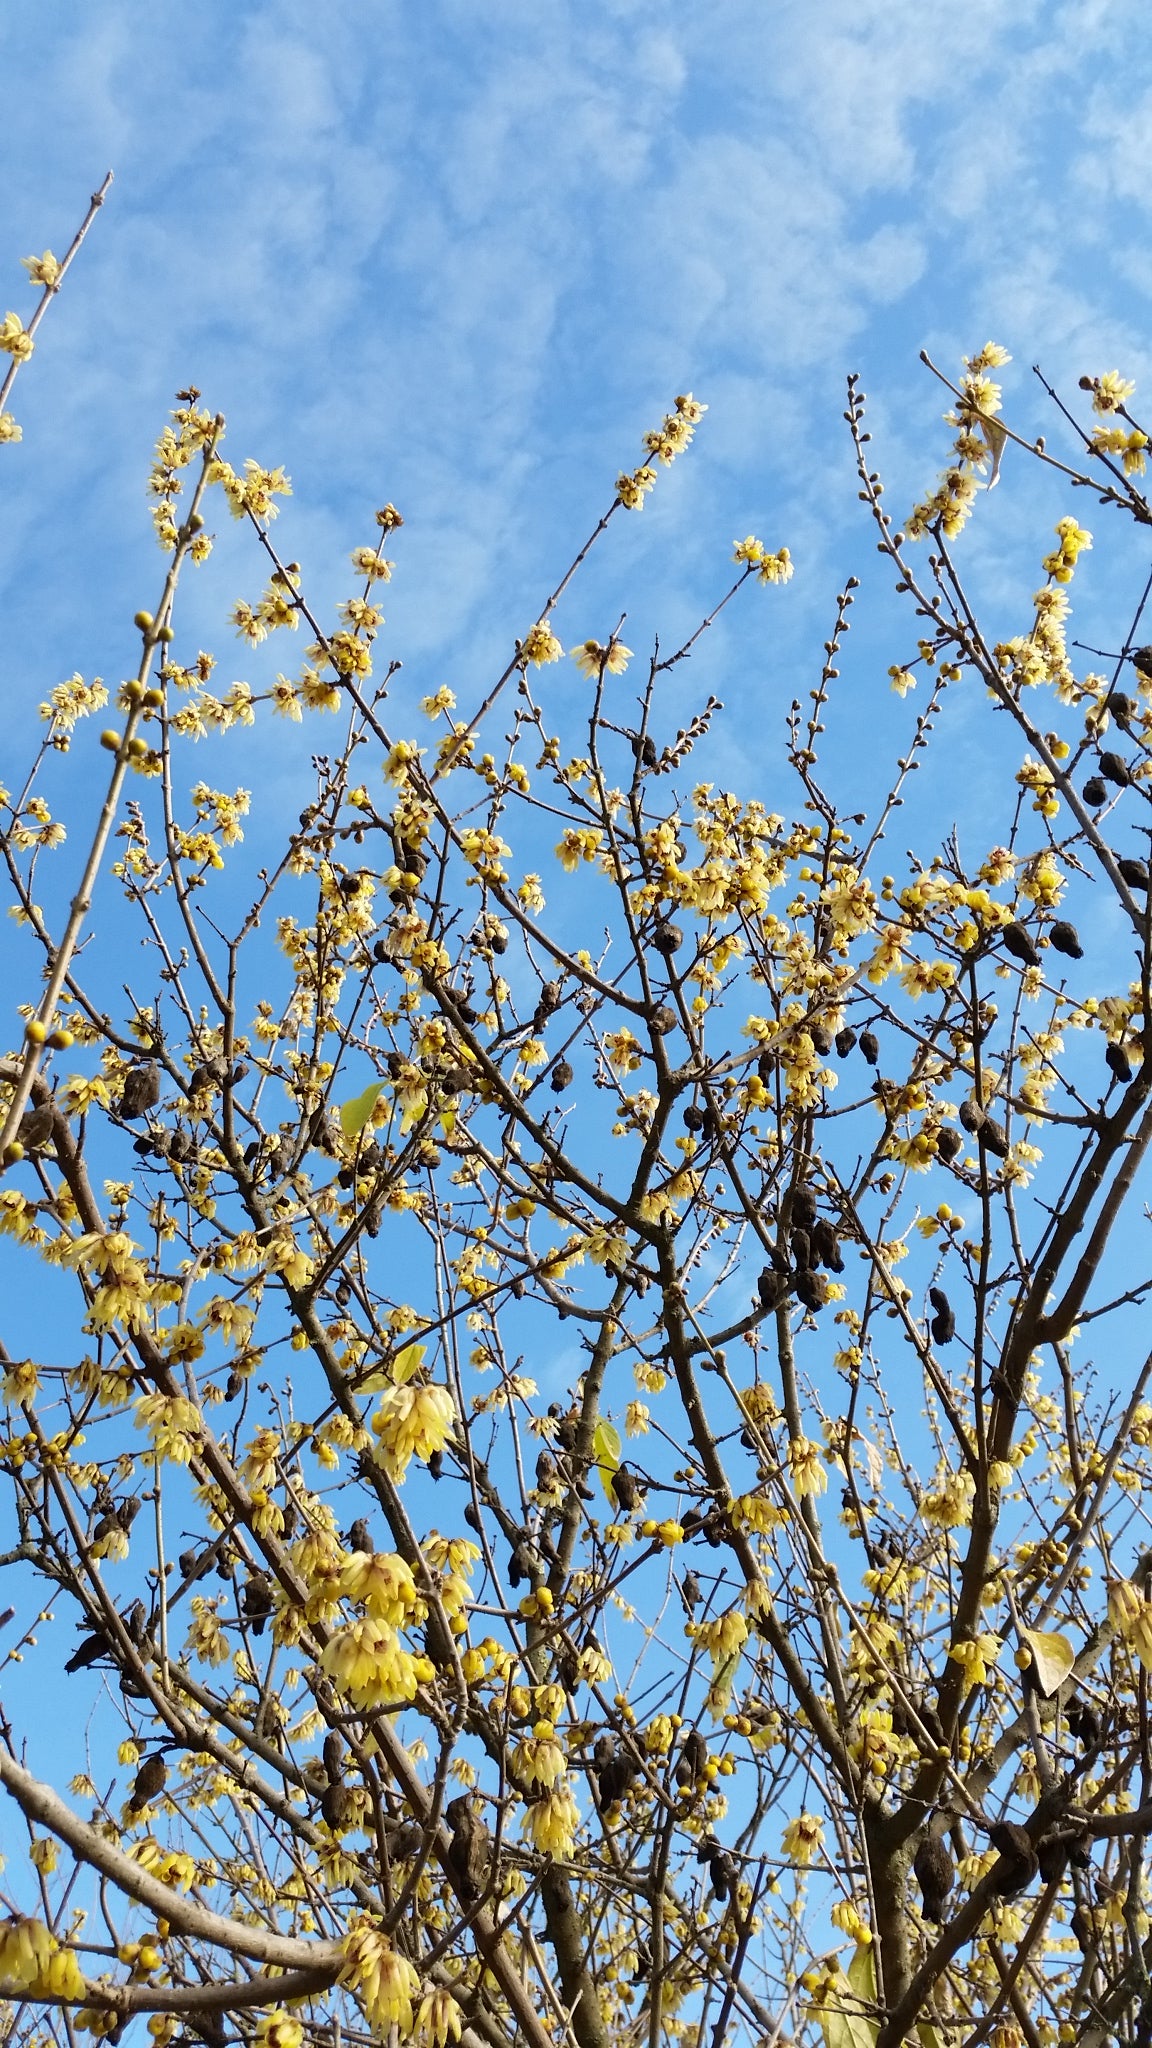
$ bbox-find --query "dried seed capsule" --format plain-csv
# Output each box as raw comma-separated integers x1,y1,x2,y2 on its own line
550,1060,574,1093
757,1268,785,1312
834,1025,857,1056
981,1116,1009,1158
790,1185,818,1230
809,1022,834,1055
928,1286,955,1344
793,1268,824,1311
1049,920,1083,959
914,1833,954,1923
1117,855,1149,889
810,1218,843,1272
1106,1040,1132,1083
129,1753,168,1812
652,922,683,955
987,1821,1038,1897
860,1030,880,1066
935,1126,964,1161
119,1063,160,1120
322,1781,355,1832
1099,750,1132,787
1066,1696,1099,1747
1001,922,1039,967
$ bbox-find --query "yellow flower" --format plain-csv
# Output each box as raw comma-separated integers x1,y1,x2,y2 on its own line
0,1916,55,1986
570,637,633,678
339,1550,420,1625
0,312,34,361
523,1786,580,1857
521,621,563,666
341,1924,420,2035
1091,370,1136,414
254,2012,304,2048
947,1632,1001,1691
513,1724,568,1790
1109,1578,1144,1636
415,1988,463,2046
787,1436,827,1498
756,547,793,585
781,1813,823,1866
22,250,61,288
370,1381,456,1482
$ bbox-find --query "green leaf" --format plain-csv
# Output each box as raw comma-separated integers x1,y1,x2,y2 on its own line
1020,1626,1076,1696
592,1418,621,1505
392,1343,427,1386
814,1948,878,2048
339,1080,386,1138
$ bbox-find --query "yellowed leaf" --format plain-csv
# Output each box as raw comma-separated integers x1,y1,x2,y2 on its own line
1020,1626,1076,1697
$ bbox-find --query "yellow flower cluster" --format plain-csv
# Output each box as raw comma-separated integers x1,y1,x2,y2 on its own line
340,1924,421,2036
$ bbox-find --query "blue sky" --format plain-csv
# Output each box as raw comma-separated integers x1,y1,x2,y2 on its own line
5,0,1152,779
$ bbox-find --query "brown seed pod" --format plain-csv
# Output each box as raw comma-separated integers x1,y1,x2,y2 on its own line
914,1833,954,1922
321,1781,355,1833
987,1820,1038,1897
1106,1040,1132,1084
810,1218,843,1272
129,1753,168,1812
1049,920,1083,959
119,1063,160,1120
1002,921,1039,967
1099,750,1132,788
928,1286,955,1344
1082,775,1107,807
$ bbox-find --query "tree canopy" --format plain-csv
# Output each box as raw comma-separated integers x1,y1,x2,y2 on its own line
6,193,1152,2048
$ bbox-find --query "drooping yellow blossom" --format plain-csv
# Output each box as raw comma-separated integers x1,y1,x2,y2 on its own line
947,1632,1001,1692
781,1813,824,1866
370,1381,456,1481
340,1923,420,2036
339,1550,421,1626
787,1436,827,1498
415,1988,463,2046
513,1722,568,1790
321,1615,434,1708
523,1785,580,1857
